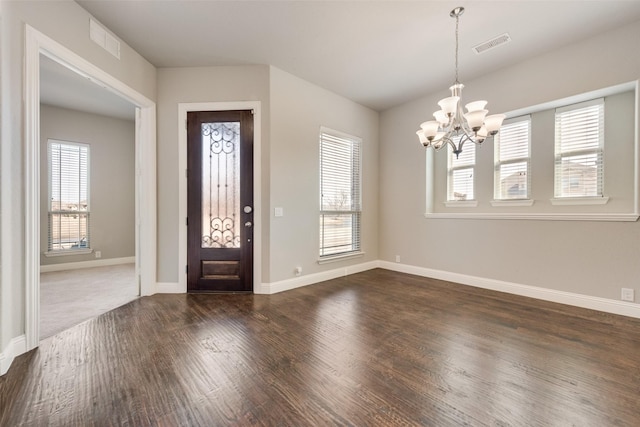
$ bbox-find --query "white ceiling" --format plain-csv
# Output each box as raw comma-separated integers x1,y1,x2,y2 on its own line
49,1,640,116
40,55,136,120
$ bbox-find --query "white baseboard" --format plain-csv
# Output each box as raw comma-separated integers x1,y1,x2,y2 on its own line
378,261,640,319
154,261,380,295
257,260,379,294
0,335,27,376
143,259,640,319
156,282,185,294
40,256,135,273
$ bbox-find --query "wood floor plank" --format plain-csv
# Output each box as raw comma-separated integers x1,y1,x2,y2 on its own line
2,269,640,426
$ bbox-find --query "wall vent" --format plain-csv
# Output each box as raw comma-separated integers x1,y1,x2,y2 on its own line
472,33,511,55
89,19,121,60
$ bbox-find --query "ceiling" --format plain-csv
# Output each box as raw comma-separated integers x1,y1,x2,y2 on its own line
40,55,136,120
47,1,640,116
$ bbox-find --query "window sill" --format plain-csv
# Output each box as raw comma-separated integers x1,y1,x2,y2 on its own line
550,196,609,206
44,248,93,257
424,212,637,221
317,251,365,265
491,199,535,207
444,200,478,208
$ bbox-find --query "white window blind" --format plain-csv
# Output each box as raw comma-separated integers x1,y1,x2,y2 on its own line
48,140,90,252
494,116,531,200
554,98,604,198
448,139,475,201
319,129,362,257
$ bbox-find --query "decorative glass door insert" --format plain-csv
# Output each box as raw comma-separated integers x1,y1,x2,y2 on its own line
201,122,241,249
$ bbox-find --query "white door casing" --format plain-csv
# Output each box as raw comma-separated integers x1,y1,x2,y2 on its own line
23,25,157,350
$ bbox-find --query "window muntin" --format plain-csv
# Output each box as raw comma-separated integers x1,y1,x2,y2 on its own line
447,139,475,201
494,116,531,200
48,140,90,252
554,98,604,198
319,129,362,257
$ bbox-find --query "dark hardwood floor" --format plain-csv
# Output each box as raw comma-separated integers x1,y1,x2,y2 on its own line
2,268,640,426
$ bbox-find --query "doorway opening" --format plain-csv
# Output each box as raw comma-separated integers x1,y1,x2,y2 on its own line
39,58,139,337
24,25,157,350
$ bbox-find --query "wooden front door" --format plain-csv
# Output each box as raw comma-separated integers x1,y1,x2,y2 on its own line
187,110,254,292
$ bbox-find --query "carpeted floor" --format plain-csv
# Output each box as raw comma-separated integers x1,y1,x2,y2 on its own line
40,263,138,340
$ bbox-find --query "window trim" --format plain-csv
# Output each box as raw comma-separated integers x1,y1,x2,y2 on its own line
318,127,363,259
424,212,636,221
444,200,478,208
44,248,93,257
550,196,609,206
45,139,92,256
317,251,365,264
493,115,532,202
490,199,535,207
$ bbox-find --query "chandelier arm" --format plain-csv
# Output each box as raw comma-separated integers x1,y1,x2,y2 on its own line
433,136,453,151
446,137,460,153
459,128,477,145
441,121,454,135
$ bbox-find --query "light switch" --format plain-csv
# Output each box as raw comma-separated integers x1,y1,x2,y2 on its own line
274,207,284,217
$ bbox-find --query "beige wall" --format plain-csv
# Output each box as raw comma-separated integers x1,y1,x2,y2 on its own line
39,104,135,266
155,65,379,285
156,65,271,283
1,1,155,352
379,20,640,301
269,67,379,282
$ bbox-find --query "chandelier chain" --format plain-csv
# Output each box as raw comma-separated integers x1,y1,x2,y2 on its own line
454,13,459,84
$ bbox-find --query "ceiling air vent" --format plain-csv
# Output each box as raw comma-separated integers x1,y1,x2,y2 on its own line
472,33,511,55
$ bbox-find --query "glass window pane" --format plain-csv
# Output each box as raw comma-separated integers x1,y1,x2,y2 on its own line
448,140,475,201
556,152,601,197
498,161,528,199
48,140,90,251
319,130,362,257
201,122,241,248
450,167,474,201
319,213,360,257
555,99,604,197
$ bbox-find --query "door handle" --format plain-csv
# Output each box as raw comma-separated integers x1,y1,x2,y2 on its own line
244,221,252,227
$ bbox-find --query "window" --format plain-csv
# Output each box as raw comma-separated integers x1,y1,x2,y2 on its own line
554,98,604,198
319,129,361,258
48,140,90,253
427,87,630,218
494,116,531,200
447,139,475,201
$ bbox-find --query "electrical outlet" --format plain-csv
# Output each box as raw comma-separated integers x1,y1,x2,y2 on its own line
621,288,635,302
395,255,401,263
294,266,302,277
95,251,102,259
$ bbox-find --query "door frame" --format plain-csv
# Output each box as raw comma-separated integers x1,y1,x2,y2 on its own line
24,25,157,350
178,102,262,293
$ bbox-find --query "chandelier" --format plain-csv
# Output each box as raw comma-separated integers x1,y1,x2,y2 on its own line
416,7,505,158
